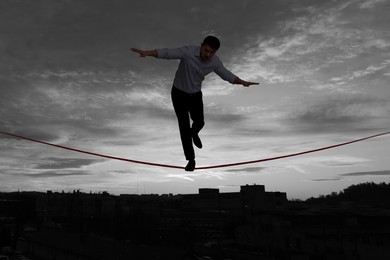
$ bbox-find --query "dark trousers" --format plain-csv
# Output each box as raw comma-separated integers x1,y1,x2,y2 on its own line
171,86,205,160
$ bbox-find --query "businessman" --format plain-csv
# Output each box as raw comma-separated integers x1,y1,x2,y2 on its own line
131,36,258,171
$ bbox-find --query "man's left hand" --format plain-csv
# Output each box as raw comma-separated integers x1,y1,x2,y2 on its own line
242,81,259,87
234,77,259,87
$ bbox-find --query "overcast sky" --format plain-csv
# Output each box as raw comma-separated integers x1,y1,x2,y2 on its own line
1,0,389,199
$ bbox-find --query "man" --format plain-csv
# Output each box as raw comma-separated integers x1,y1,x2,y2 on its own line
131,36,258,171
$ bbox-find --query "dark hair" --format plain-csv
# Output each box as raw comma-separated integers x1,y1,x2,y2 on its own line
202,35,220,50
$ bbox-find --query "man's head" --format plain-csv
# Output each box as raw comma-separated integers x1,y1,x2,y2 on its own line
200,35,220,61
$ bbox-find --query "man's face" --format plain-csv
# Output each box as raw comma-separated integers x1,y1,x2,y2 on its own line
200,44,217,61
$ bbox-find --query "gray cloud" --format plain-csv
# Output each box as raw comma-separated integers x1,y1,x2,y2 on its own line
286,94,390,134
1,1,137,73
340,170,390,177
206,112,246,125
0,71,173,141
309,178,342,182
309,169,390,182
1,0,389,196
110,170,137,175
1,0,255,75
226,166,267,173
34,157,104,169
28,170,91,178
0,129,59,143
319,161,364,167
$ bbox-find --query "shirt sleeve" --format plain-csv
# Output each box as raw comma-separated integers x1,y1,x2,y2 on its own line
214,58,237,84
156,46,189,60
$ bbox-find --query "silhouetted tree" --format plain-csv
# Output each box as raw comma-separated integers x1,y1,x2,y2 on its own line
307,182,390,205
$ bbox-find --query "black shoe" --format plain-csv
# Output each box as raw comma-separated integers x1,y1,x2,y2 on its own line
185,159,196,172
192,132,202,149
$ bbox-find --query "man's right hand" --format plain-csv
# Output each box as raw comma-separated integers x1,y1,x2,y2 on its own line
131,48,146,57
131,48,157,58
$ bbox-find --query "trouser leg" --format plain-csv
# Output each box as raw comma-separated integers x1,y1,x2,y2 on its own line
189,92,205,136
171,87,195,160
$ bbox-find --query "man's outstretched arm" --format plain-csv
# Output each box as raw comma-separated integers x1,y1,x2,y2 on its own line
234,77,259,87
131,48,158,58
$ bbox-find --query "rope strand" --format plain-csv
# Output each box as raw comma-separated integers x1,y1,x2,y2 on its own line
1,131,389,170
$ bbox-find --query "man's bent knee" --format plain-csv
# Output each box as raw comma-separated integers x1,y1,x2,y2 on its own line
192,120,205,133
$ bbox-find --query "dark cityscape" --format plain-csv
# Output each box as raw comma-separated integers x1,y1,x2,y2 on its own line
1,0,390,259
1,182,390,260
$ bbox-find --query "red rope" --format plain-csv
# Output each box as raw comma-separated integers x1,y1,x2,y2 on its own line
0,131,184,169
1,131,389,170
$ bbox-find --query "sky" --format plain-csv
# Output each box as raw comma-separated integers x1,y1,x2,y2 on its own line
0,0,389,199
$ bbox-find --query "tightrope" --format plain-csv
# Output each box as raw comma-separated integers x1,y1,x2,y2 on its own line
1,131,389,170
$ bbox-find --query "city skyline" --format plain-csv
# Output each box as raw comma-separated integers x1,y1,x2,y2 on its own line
1,0,389,199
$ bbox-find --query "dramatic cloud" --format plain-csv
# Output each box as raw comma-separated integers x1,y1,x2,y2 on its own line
1,0,389,199
340,170,390,177
286,94,390,134
34,157,104,169
309,178,342,182
226,167,267,173
28,170,91,178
